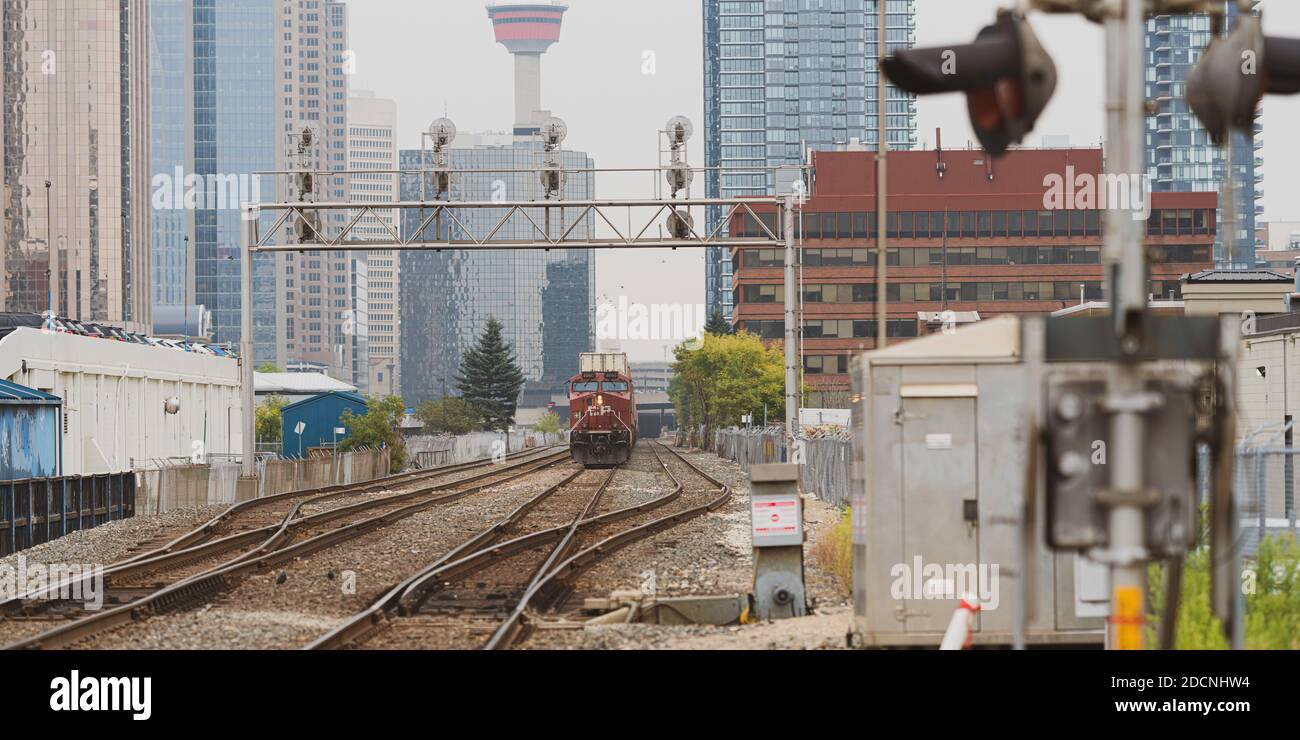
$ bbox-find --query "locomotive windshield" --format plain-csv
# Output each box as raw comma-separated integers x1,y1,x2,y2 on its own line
571,381,599,393
602,381,629,393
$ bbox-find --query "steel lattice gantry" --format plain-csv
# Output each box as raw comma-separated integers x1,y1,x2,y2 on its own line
237,195,795,476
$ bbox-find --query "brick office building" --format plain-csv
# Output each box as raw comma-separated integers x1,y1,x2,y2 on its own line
729,146,1216,401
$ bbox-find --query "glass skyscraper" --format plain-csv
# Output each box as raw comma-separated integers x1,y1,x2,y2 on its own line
398,139,595,408
702,0,917,321
2,0,152,331
1144,5,1261,268
149,0,279,361
150,1,353,370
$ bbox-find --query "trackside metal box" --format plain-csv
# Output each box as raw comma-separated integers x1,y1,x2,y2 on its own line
848,317,1103,647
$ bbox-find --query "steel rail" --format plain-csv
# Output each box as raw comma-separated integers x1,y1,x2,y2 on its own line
3,451,574,649
307,457,681,649
0,450,570,631
0,447,561,617
109,450,571,588
119,446,555,566
484,442,730,650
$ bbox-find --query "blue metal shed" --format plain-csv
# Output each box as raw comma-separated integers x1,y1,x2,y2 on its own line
280,391,368,458
0,379,62,480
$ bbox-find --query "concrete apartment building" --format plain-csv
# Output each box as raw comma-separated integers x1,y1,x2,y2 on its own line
729,146,1216,400
347,92,399,396
631,362,674,395
1,0,152,333
275,0,361,384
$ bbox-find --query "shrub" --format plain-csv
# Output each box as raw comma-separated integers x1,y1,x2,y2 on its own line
811,507,853,596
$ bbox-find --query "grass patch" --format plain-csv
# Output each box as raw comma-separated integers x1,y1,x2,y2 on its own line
811,507,853,596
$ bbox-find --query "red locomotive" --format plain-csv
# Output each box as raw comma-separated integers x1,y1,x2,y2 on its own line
567,352,637,467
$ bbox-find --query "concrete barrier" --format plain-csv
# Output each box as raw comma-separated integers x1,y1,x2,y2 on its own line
135,448,391,514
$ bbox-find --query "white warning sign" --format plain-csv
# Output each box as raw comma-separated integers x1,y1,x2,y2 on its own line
752,497,801,545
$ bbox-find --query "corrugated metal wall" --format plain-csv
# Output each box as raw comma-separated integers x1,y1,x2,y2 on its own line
0,405,61,480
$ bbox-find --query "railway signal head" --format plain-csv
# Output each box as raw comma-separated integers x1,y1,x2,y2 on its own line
1187,14,1300,144
666,115,694,147
428,118,457,151
667,210,694,239
881,10,1056,156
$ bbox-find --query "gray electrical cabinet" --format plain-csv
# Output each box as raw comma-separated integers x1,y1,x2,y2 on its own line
849,316,1104,647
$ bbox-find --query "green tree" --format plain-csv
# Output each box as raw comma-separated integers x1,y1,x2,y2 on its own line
455,317,526,432
339,395,408,470
534,410,564,441
257,363,282,374
1146,505,1300,650
416,396,484,436
704,309,733,335
668,332,786,444
256,395,288,445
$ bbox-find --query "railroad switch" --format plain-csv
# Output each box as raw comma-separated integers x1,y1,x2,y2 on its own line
749,463,807,621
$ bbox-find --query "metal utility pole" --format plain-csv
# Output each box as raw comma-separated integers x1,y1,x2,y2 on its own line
183,235,191,339
240,207,258,479
876,0,889,349
1100,0,1149,651
784,194,799,445
45,180,56,319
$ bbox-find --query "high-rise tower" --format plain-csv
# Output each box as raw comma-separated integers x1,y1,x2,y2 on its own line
486,2,568,138
702,0,918,323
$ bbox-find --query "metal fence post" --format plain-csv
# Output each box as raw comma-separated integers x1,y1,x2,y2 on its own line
1256,448,1265,548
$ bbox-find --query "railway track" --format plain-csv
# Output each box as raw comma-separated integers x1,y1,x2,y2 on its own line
309,441,729,650
114,446,557,569
0,447,561,624
1,447,570,649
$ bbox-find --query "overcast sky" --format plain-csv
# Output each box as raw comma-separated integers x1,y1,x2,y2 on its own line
349,0,1300,361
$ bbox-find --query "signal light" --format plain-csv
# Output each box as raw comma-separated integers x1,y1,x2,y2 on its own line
1186,14,1300,144
881,10,1056,156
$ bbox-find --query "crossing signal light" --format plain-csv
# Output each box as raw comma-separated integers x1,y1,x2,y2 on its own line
881,10,1056,156
1186,14,1300,144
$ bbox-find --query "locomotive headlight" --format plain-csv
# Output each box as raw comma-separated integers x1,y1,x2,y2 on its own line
596,395,604,406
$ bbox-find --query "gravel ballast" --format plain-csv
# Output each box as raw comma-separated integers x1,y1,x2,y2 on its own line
524,444,850,650
0,505,226,572
5,444,856,651
87,464,585,649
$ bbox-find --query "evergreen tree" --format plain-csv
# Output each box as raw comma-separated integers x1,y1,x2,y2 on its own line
705,309,732,335
455,317,526,432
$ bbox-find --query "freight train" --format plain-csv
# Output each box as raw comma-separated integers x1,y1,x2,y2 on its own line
567,352,637,467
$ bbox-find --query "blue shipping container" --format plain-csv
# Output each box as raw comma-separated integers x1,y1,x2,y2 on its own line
0,379,61,480
280,392,368,458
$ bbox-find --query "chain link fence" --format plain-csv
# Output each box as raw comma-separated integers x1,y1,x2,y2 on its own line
714,426,853,507
1235,424,1300,556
